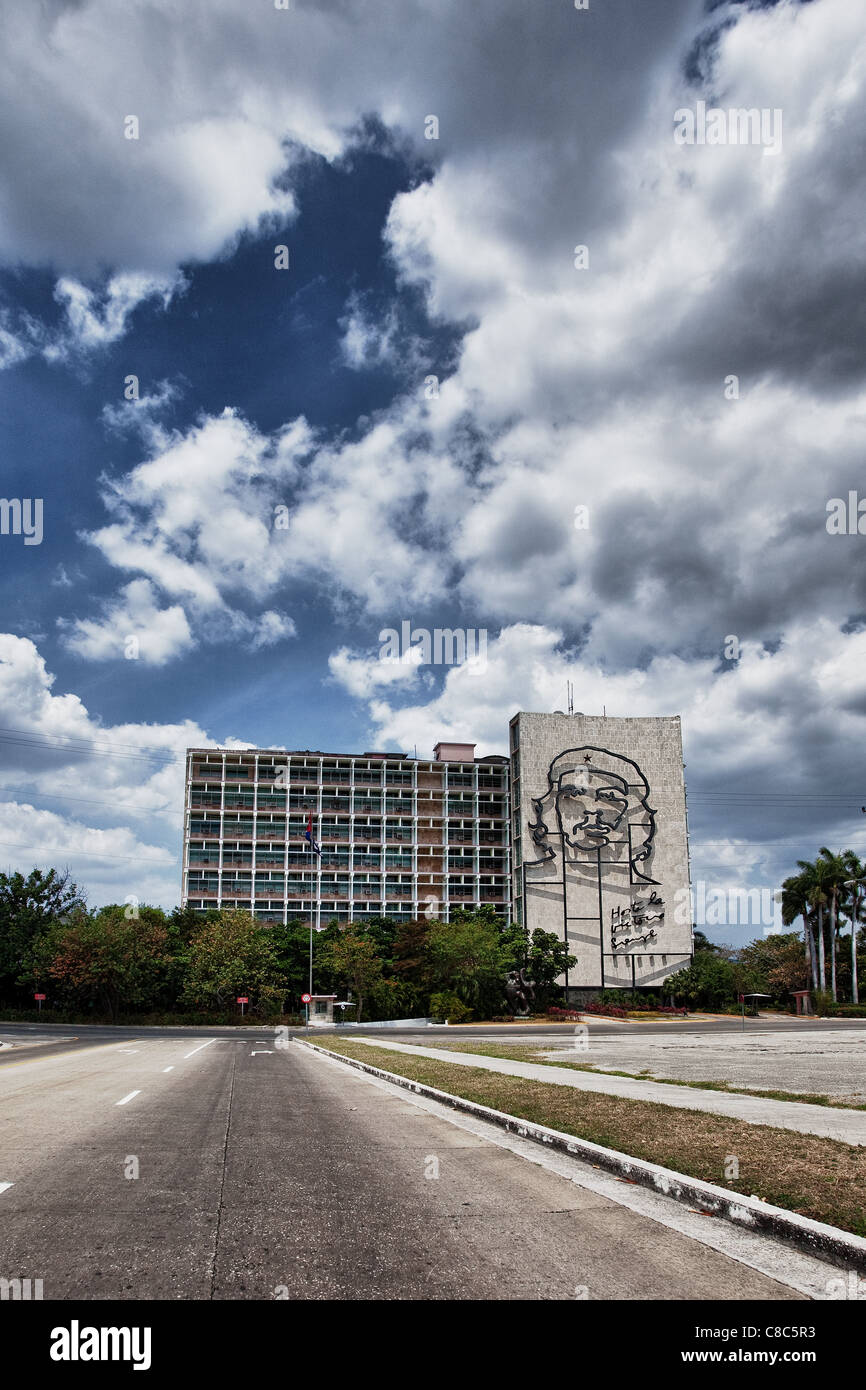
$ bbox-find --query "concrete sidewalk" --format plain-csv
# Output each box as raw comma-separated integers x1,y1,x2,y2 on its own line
349,1038,866,1145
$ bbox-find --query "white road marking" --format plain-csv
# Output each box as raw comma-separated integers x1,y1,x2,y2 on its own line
162,1066,175,1073
115,1091,141,1106
251,1050,274,1055
0,1181,13,1196
118,1049,140,1054
183,1039,218,1059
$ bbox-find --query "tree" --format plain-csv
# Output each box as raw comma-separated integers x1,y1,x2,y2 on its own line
0,868,84,999
42,906,170,1021
389,917,434,1015
737,932,809,1005
817,847,848,1003
321,926,383,1022
796,857,833,993
665,951,740,1011
427,909,508,1018
841,853,865,1005
780,870,817,991
691,929,723,955
506,928,576,1009
182,910,286,1016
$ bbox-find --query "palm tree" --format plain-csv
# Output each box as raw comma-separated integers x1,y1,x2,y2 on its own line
842,852,865,1006
780,869,817,991
796,857,832,993
818,848,849,1003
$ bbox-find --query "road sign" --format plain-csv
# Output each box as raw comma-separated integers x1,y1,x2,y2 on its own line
34,994,46,1001
237,996,249,1004
301,992,312,1004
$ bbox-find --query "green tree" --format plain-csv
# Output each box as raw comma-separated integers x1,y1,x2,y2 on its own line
427,909,507,1018
322,926,383,1022
41,906,170,1021
0,868,84,1000
817,847,848,1003
691,929,723,955
182,910,286,1016
665,951,740,1011
779,869,818,991
841,852,865,1005
501,927,575,1009
737,932,808,1006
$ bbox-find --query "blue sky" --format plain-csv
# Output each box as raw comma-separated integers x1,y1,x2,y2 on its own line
0,0,864,946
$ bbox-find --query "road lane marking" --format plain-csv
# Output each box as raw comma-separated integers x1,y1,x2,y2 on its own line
115,1091,141,1106
0,1040,149,1071
183,1039,218,1059
251,1050,273,1055
0,1182,13,1196
162,1066,175,1073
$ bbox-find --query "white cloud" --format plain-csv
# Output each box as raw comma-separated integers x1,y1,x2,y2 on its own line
250,610,297,650
342,618,866,891
328,641,423,698
0,632,223,904
58,578,194,665
49,272,183,355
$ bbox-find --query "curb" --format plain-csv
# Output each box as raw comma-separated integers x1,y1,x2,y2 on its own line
297,1038,866,1275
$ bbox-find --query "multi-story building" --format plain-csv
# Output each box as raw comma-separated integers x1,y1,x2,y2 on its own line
182,741,511,926
181,711,693,992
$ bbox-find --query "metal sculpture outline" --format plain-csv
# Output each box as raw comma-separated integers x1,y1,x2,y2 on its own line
526,745,660,886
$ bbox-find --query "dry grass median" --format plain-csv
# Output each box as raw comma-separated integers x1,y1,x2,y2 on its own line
313,1038,866,1237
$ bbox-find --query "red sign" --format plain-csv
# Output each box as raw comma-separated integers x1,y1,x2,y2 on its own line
301,993,312,1004
34,994,46,1001
237,996,249,1004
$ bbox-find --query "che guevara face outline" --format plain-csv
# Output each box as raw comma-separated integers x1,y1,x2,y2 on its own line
527,746,659,885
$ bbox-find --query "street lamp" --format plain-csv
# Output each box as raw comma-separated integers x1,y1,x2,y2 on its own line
843,878,865,1006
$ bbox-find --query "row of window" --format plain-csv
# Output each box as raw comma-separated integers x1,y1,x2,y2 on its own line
191,762,504,787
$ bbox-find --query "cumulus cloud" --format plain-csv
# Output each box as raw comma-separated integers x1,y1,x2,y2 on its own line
58,578,194,665
328,641,424,698
340,618,866,889
0,633,223,903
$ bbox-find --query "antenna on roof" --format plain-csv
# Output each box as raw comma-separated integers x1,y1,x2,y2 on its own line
566,680,574,716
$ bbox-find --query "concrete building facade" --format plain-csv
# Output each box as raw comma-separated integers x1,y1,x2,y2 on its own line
182,743,510,928
510,711,693,991
182,710,693,991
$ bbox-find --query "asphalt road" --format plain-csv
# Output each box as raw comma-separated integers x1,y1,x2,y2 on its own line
3,1015,866,1060
0,1030,809,1300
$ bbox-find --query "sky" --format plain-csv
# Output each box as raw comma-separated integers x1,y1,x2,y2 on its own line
0,0,863,944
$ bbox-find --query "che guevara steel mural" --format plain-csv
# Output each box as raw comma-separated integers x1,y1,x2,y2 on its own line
525,746,666,955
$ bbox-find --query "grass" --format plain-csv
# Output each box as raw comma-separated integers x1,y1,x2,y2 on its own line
400,1040,866,1111
311,1037,866,1237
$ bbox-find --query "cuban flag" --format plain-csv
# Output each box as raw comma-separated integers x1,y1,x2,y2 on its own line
305,811,321,857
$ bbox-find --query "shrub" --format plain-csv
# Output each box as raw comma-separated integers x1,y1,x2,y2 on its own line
429,991,473,1024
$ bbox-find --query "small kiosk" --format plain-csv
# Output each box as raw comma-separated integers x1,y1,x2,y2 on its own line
307,994,338,1026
